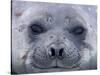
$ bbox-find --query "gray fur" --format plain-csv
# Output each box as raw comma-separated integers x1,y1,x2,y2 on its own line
12,1,97,74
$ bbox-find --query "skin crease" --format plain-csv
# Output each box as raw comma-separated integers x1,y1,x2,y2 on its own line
12,1,97,74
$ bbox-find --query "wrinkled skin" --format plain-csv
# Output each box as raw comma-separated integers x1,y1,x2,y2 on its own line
12,1,97,74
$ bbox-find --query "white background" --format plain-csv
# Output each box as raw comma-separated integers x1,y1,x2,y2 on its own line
0,0,100,75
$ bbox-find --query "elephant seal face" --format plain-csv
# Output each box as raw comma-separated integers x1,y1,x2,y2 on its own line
12,2,97,73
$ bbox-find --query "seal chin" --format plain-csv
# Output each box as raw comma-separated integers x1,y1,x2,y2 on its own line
28,56,81,70
29,61,81,70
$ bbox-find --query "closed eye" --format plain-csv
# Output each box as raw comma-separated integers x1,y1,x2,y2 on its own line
70,26,85,35
29,23,46,35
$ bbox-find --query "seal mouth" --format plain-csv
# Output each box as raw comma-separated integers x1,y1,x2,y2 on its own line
53,66,61,68
29,59,81,69
52,66,70,69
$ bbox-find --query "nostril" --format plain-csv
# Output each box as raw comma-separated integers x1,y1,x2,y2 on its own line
59,48,64,56
49,47,55,56
51,48,55,56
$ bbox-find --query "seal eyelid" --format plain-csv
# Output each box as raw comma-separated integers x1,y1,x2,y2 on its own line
71,26,85,35
30,23,46,35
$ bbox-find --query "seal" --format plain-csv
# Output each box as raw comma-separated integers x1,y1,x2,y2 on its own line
12,2,97,74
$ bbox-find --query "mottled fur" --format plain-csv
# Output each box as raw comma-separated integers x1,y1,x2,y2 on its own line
12,1,97,74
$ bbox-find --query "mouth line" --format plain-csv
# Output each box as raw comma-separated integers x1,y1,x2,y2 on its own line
52,66,66,69
32,65,67,69
30,62,65,69
30,61,80,70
